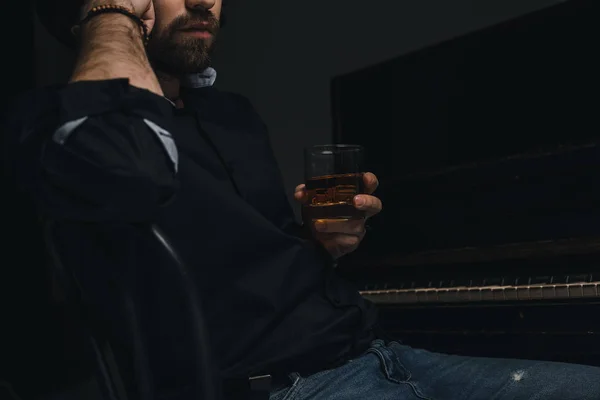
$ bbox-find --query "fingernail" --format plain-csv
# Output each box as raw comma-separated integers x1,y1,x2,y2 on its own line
355,196,365,206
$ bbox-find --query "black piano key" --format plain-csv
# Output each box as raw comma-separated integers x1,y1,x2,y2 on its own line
412,279,431,289
552,275,570,284
387,281,403,290
485,277,503,286
470,278,485,287
502,276,519,286
515,276,533,286
454,278,471,287
530,276,551,285
568,274,591,284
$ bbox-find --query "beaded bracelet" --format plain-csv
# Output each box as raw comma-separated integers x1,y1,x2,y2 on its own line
71,4,149,45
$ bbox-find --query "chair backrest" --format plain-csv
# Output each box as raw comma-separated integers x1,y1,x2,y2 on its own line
1,176,94,399
44,220,136,400
149,225,221,400
44,220,220,400
3,106,218,399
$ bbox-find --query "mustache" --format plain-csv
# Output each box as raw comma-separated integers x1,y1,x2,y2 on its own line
169,10,220,34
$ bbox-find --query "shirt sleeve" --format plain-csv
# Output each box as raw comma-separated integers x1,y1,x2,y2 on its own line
6,79,179,222
231,93,314,240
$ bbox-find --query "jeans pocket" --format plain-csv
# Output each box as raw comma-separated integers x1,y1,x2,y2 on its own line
367,340,411,384
368,341,434,400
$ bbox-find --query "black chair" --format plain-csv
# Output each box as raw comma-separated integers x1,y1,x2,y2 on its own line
42,220,220,400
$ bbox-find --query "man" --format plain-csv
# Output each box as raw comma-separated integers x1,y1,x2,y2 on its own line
7,0,600,399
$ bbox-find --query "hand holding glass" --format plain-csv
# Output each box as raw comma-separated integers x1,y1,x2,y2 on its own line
303,145,366,221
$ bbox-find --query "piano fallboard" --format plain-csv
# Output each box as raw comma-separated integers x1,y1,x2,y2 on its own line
356,142,600,257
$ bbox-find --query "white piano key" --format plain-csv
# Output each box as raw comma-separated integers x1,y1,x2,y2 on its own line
358,281,600,304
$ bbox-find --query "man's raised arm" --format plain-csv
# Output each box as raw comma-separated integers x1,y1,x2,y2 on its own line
6,0,177,223
71,0,162,95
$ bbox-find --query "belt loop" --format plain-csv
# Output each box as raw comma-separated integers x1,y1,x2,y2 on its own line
249,374,272,392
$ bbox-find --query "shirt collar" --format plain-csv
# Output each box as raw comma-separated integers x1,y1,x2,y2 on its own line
182,67,217,88
163,67,217,107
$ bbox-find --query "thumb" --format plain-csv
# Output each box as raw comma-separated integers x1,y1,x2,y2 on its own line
294,184,308,203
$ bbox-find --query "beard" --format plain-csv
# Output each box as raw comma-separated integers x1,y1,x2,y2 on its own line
146,10,220,76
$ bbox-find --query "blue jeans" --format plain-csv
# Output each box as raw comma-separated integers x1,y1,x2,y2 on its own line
269,340,600,400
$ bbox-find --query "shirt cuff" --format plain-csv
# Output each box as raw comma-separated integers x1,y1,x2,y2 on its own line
57,79,175,127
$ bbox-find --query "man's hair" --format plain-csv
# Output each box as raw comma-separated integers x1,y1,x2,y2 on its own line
35,0,230,50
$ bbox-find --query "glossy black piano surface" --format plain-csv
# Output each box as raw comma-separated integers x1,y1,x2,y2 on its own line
331,0,600,366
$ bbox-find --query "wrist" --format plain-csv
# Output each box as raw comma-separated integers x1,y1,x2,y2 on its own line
82,12,144,41
78,8,149,48
80,0,135,18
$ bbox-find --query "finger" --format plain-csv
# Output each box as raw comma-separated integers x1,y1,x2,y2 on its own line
363,172,379,194
143,1,156,33
313,219,366,235
294,184,308,203
315,233,362,256
354,195,383,218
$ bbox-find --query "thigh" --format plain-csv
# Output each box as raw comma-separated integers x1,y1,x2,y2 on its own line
269,341,429,400
389,341,600,400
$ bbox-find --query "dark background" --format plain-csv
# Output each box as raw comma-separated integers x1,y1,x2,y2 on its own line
332,0,599,178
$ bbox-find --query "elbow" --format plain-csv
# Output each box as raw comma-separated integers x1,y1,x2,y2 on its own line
35,115,179,222
9,80,180,223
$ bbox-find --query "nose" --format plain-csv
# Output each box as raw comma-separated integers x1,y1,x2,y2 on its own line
186,0,216,11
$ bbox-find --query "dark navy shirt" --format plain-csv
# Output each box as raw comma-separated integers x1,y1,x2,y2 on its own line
6,78,378,394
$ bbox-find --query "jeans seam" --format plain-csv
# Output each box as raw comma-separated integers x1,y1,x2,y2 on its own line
278,374,302,400
405,381,434,400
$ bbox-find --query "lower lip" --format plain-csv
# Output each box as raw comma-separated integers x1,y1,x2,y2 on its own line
180,30,212,39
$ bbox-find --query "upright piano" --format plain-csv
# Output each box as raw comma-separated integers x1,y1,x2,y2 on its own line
331,0,600,366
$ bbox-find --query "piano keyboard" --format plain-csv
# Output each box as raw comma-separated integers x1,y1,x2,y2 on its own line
360,277,600,304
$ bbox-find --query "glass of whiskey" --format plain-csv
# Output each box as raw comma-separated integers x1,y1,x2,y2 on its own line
303,144,365,221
